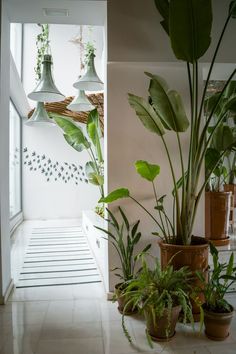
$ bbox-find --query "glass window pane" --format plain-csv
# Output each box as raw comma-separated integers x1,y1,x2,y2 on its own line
9,102,21,218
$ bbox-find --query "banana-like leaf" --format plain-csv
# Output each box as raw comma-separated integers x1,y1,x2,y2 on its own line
85,161,104,186
87,109,102,138
54,116,90,149
230,0,236,18
224,95,236,114
64,134,85,152
147,73,189,132
224,81,236,98
204,92,225,117
87,109,103,163
205,148,221,172
135,160,160,182
154,0,169,34
169,0,212,63
128,93,165,136
212,124,235,152
99,188,130,203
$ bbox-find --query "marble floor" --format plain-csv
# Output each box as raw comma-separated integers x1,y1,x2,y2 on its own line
0,220,235,354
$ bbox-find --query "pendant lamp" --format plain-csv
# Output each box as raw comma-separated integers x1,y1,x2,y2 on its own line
67,90,95,112
25,102,55,126
28,54,65,102
73,53,103,91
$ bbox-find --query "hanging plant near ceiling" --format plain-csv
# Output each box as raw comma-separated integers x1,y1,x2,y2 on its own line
34,24,50,82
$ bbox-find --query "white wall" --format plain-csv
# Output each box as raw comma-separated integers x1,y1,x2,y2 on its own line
23,123,101,219
22,24,104,220
0,0,13,302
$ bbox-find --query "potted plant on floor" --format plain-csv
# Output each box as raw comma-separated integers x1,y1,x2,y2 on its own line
205,81,236,243
196,243,236,341
96,207,151,314
121,257,193,344
205,124,233,246
100,1,236,319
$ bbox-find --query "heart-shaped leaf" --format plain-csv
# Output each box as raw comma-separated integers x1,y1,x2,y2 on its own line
99,188,130,203
135,160,160,182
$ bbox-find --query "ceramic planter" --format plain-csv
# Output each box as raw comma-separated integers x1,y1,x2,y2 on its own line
159,236,209,321
205,191,231,246
204,305,234,341
145,305,181,342
114,283,137,315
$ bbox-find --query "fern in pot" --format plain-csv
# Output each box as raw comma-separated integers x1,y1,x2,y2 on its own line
96,207,151,314
196,243,236,341
100,0,236,319
122,257,193,344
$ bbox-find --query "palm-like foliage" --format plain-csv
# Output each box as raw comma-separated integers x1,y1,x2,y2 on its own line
95,207,151,282
196,243,236,313
121,257,193,344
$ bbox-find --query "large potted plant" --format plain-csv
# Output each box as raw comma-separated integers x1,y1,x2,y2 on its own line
196,243,236,341
100,0,236,319
96,207,151,314
121,257,193,343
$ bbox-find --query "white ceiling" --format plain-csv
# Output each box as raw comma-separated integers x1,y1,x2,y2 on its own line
5,0,106,25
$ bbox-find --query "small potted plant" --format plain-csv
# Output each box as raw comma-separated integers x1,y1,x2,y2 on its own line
205,124,233,245
121,257,193,344
96,207,151,314
196,243,236,341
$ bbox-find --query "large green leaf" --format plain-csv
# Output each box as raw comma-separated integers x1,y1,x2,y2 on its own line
128,93,165,136
212,124,235,152
154,0,169,34
99,188,130,203
230,1,236,18
64,134,86,152
85,161,104,186
135,160,160,182
224,81,236,98
169,0,212,62
205,148,221,172
147,73,189,132
87,109,103,163
204,92,225,117
55,116,90,149
224,95,236,114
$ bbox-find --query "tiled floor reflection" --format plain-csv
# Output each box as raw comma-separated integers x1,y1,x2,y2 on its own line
0,220,234,353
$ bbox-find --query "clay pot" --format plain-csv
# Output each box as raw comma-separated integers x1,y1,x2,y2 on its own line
145,305,181,342
204,305,234,341
224,184,236,207
159,237,209,321
205,191,231,246
114,283,137,315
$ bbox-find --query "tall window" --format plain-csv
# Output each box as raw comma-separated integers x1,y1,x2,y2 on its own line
9,101,22,218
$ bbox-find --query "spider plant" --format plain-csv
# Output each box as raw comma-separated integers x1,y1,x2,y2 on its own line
100,0,236,245
95,207,151,283
121,257,193,345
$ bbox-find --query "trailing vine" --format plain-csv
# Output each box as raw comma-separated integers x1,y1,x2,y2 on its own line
34,24,50,82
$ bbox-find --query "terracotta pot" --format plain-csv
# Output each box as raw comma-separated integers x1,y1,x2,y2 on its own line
115,283,137,315
145,305,181,342
204,305,234,341
224,184,236,208
159,237,209,321
205,191,231,246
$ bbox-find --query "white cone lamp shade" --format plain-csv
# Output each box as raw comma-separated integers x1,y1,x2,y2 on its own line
73,53,104,91
28,55,65,102
67,90,95,112
25,102,55,126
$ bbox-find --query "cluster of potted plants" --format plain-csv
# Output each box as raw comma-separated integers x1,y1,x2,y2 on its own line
99,0,236,322
98,206,236,344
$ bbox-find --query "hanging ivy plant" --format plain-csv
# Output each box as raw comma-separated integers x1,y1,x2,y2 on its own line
34,24,50,82
84,41,96,64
